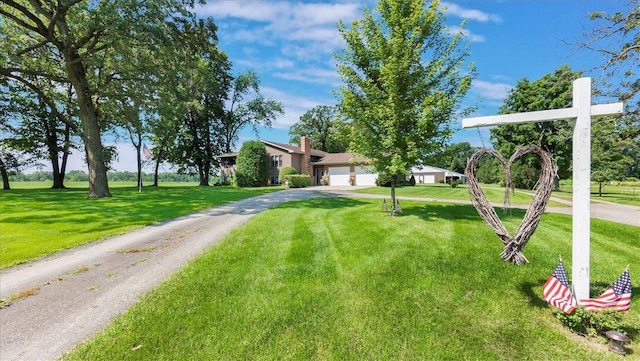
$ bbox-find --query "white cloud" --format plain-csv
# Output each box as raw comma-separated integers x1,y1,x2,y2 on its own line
197,1,359,58
274,67,340,86
441,2,502,23
472,80,513,100
260,86,335,129
448,26,486,43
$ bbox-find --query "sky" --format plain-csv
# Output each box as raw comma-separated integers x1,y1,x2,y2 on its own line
53,0,631,173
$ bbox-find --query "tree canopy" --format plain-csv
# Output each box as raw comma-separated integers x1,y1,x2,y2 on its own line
490,65,582,189
336,0,475,214
0,0,211,197
288,105,349,153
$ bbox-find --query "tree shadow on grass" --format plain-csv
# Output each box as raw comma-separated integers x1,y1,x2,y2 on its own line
401,202,528,224
519,280,554,309
272,196,369,210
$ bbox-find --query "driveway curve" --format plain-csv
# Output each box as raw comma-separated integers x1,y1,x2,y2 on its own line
0,189,326,361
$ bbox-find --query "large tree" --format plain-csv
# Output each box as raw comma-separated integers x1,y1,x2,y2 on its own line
219,70,284,154
582,1,639,138
432,141,477,174
0,78,77,189
0,0,205,198
591,120,635,195
490,65,582,190
289,105,349,153
336,0,475,214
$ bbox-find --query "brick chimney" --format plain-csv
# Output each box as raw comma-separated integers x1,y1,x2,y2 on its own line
301,136,311,175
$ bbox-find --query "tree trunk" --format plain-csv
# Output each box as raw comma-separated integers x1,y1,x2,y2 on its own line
0,158,10,190
153,157,160,187
598,182,603,196
390,178,397,216
65,53,111,198
198,164,209,186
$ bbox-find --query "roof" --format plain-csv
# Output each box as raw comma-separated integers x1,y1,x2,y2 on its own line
260,140,328,157
411,165,465,178
312,153,369,165
218,152,238,158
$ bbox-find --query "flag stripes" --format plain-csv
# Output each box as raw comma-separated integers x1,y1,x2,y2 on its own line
581,269,631,312
543,259,577,314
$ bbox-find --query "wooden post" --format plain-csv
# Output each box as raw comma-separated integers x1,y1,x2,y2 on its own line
462,77,623,302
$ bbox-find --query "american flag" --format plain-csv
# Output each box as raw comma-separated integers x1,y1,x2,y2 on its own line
581,268,631,312
143,143,153,160
543,259,577,314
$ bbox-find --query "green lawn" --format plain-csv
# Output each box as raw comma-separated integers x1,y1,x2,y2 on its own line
64,198,639,360
354,183,568,207
555,181,640,207
0,184,277,268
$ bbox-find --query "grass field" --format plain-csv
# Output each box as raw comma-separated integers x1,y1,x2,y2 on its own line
64,198,639,360
354,183,569,207
0,184,277,268
555,181,640,207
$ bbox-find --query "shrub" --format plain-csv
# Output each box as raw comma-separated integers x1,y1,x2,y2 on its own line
555,307,634,339
408,175,416,186
376,172,404,187
279,166,298,181
282,174,310,188
235,141,269,187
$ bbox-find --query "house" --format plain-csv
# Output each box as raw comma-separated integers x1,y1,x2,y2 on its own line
219,136,378,186
410,165,466,184
219,136,464,186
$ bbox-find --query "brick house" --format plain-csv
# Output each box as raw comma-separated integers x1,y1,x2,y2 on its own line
218,136,378,186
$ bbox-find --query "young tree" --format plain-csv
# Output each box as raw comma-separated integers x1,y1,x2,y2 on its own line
289,105,349,153
235,140,269,187
490,65,582,189
336,0,475,214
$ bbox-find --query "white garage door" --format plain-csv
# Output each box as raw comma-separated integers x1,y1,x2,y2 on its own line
423,174,436,184
354,166,378,186
329,166,350,186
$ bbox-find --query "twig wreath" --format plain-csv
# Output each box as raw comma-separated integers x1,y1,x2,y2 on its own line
465,145,557,266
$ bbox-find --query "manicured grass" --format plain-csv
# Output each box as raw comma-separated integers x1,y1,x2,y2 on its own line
555,181,640,207
0,185,278,268
64,198,639,360
355,183,568,207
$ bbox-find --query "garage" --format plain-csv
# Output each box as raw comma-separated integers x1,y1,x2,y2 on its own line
328,166,350,186
419,174,436,184
354,166,378,186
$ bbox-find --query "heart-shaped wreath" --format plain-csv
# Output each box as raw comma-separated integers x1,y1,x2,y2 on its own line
465,145,557,266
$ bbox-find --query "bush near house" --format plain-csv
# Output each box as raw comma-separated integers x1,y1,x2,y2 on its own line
282,174,310,188
235,141,269,187
279,166,298,181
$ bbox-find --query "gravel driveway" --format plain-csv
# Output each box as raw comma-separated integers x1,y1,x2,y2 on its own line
0,189,325,361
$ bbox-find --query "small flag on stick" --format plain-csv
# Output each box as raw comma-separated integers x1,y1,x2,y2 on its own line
143,143,153,160
543,257,577,314
581,268,631,312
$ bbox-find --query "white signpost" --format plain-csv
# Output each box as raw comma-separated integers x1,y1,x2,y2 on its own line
462,77,623,301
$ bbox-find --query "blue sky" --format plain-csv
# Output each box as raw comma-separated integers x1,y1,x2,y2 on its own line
64,0,631,172
197,0,628,148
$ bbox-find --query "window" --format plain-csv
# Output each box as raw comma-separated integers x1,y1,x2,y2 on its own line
278,155,282,166
271,155,279,168
271,176,279,184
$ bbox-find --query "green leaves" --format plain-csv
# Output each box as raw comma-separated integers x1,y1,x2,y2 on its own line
336,0,475,182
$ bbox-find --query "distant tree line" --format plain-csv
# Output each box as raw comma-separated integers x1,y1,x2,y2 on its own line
9,171,201,183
